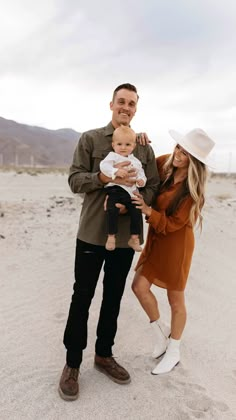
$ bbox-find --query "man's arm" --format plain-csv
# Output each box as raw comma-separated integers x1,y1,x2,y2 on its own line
68,133,104,194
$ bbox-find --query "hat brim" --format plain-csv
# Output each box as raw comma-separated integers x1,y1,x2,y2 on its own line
168,129,214,167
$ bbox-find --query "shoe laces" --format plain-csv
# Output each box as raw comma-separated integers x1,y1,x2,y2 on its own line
67,367,79,381
103,356,117,367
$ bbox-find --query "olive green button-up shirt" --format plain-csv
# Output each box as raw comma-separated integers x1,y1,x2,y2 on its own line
68,122,160,247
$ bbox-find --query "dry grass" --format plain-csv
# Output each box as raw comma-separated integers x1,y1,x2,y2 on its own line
214,193,232,201
0,165,69,175
209,172,236,179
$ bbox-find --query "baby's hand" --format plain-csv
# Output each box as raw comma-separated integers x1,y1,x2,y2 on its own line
136,179,145,187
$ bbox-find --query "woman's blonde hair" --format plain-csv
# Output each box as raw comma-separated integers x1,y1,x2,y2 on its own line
162,151,208,229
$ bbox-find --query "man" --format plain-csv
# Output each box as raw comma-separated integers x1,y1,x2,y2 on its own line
59,83,159,401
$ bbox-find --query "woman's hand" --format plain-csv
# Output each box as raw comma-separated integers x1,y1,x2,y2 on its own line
132,192,152,217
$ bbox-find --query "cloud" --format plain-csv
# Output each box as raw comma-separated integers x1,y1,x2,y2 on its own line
0,0,235,153
1,0,235,81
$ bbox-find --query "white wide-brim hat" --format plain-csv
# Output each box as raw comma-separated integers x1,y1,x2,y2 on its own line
169,128,215,165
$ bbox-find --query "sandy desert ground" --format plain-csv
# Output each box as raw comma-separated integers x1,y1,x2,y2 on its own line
0,170,236,420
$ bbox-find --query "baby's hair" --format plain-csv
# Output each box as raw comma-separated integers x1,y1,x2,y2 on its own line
112,125,136,143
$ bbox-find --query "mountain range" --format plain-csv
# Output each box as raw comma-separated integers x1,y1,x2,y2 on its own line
0,116,81,167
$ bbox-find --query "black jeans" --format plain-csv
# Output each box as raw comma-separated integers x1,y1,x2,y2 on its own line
106,186,142,235
63,239,134,368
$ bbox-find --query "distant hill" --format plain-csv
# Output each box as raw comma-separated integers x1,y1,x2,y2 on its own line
0,116,81,167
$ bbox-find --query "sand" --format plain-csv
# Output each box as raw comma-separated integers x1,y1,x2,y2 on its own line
0,170,236,420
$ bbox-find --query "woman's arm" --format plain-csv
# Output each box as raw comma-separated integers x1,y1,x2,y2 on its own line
132,192,193,235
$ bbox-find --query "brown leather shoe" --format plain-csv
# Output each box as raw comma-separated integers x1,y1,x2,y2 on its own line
58,364,79,401
94,355,131,384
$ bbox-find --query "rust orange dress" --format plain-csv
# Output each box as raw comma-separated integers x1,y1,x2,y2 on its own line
135,154,195,291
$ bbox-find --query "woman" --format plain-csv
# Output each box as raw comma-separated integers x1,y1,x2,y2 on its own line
132,128,215,375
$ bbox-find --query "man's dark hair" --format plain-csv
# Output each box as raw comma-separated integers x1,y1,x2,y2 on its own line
112,83,139,101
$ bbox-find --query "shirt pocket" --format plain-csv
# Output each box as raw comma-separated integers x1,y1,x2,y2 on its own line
92,148,111,172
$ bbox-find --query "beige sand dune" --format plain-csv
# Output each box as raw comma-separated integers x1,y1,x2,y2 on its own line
0,171,235,420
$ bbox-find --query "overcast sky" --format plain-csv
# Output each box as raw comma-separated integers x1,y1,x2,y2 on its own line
0,0,236,156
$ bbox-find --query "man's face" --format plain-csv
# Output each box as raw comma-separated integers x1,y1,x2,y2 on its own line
110,88,138,128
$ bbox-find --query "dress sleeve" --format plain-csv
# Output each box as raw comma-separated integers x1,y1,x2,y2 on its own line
146,196,194,235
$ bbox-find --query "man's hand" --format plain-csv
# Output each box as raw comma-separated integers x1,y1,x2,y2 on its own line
115,203,128,214
114,161,131,169
99,165,137,186
113,161,137,186
115,175,136,187
136,132,151,145
103,195,128,214
98,172,111,184
114,168,129,178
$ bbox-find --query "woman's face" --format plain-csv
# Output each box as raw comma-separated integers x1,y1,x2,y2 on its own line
173,144,190,169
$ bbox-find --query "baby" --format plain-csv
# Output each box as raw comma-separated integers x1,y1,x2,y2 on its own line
100,125,147,251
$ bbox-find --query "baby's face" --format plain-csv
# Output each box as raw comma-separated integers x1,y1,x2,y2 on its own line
112,136,136,157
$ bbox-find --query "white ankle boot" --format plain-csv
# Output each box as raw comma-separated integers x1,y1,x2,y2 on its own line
150,319,171,359
151,337,180,375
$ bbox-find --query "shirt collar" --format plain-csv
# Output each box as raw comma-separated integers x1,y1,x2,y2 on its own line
104,122,115,137
104,122,133,137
